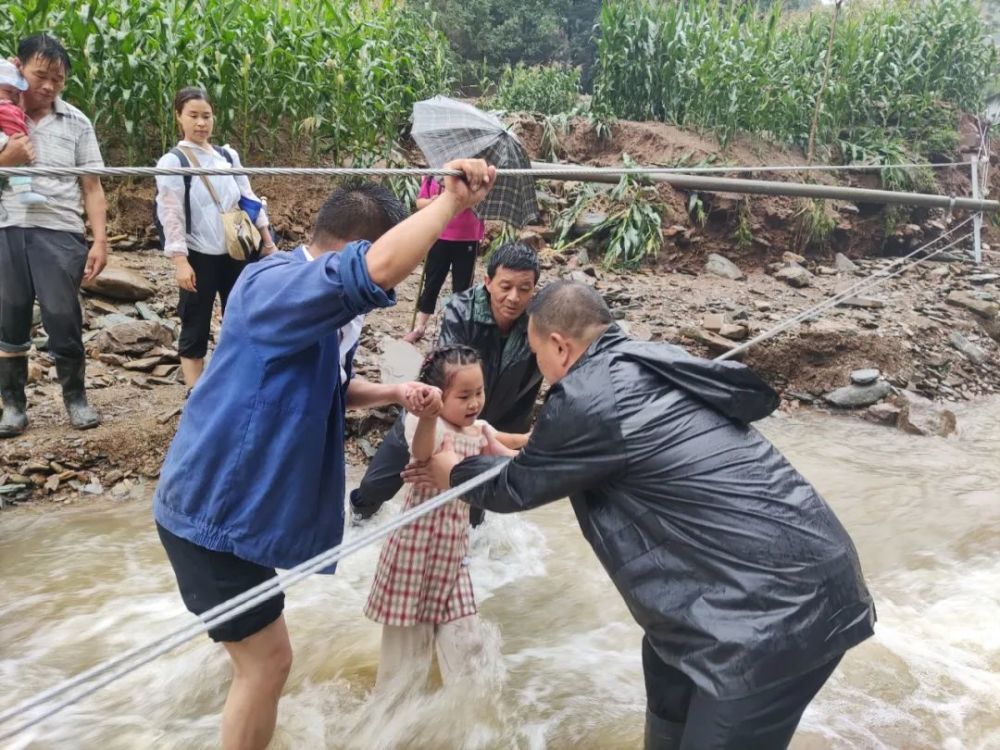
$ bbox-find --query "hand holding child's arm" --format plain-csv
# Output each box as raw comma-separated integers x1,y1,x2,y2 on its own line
402,432,462,490
402,384,442,417
483,424,520,457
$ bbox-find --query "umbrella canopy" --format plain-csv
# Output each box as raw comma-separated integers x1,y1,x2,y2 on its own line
412,96,539,227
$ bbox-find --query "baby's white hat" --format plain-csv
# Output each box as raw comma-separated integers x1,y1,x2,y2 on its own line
0,61,28,92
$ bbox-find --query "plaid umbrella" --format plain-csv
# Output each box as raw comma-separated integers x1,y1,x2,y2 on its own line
411,96,539,227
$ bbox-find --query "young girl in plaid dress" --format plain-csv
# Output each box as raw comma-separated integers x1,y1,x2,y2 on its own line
365,345,503,689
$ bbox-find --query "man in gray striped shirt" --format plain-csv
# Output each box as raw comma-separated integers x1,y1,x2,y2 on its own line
0,34,108,438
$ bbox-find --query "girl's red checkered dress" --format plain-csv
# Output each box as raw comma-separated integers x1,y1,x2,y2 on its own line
364,417,487,627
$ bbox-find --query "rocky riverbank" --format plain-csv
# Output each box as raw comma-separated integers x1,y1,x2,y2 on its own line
2,115,998,510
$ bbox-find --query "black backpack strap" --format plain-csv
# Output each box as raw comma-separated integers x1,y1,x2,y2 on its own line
213,144,235,166
168,147,193,235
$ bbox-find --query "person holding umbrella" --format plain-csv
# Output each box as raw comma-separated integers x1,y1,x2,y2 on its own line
403,97,539,344
403,174,485,343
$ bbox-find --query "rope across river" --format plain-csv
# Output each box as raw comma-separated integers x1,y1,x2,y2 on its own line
0,158,984,741
0,163,996,212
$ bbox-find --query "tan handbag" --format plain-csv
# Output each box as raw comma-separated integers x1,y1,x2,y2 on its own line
178,146,261,261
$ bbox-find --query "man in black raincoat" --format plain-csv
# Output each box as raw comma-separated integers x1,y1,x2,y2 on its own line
349,242,542,524
403,281,876,749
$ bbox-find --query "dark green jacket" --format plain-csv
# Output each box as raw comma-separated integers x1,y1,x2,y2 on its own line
438,284,542,433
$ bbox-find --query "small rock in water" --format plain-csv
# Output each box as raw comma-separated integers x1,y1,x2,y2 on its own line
704,254,745,281
850,368,880,386
786,390,816,404
834,253,859,272
948,332,986,365
823,381,892,409
894,392,957,437
865,402,901,426
80,481,104,495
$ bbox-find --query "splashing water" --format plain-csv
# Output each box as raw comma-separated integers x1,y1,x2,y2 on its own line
1,399,998,749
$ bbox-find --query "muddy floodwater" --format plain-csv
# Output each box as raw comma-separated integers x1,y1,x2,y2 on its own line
2,399,998,749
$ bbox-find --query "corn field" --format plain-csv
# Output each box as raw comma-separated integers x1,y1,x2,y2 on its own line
593,0,998,163
2,0,453,164
491,64,582,115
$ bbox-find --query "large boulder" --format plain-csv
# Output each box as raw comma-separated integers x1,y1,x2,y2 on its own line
82,265,155,302
93,320,173,357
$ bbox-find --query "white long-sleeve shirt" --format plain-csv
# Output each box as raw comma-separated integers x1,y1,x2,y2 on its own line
155,140,269,257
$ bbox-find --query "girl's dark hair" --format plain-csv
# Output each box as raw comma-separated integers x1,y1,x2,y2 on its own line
174,86,211,114
418,345,481,389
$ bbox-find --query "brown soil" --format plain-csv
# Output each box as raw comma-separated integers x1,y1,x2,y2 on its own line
745,333,910,395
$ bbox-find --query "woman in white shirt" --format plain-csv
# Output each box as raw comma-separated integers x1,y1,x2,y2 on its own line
155,87,277,387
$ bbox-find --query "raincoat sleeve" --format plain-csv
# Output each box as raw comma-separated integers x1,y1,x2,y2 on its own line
452,376,628,512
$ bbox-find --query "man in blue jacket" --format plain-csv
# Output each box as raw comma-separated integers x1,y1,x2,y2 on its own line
153,160,494,750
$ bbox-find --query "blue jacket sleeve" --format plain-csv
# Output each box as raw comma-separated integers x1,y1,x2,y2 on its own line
238,242,395,358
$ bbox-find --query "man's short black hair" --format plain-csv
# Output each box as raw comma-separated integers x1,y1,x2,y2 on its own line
313,182,408,244
487,242,540,283
527,280,612,339
18,34,71,74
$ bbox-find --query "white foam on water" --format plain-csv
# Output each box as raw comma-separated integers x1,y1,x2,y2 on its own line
4,398,1000,748
797,554,1000,749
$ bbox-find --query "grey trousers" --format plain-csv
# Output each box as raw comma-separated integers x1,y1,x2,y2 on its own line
0,227,89,359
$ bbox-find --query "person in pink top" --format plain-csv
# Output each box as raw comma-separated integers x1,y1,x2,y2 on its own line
403,175,485,343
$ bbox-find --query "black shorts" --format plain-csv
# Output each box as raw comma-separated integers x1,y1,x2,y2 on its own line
156,523,284,642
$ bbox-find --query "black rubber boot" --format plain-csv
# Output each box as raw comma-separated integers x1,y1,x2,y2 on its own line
644,710,684,750
54,356,100,430
0,356,29,438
